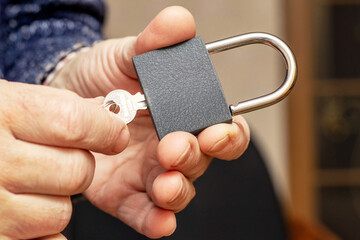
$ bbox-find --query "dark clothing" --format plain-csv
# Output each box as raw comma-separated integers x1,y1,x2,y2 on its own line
0,0,104,83
65,141,288,240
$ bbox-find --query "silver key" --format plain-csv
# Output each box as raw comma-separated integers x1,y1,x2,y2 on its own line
102,90,147,124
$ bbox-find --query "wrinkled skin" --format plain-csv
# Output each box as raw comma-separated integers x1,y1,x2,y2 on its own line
0,80,130,240
52,6,250,239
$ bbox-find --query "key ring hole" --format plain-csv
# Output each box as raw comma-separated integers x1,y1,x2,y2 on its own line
109,102,120,114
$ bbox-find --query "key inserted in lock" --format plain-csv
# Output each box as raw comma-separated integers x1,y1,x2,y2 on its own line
103,32,297,139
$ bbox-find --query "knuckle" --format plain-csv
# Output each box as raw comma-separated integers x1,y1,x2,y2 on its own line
29,197,72,235
99,119,128,154
0,195,72,239
0,190,13,236
63,150,95,194
54,197,73,232
0,140,24,192
100,121,121,149
52,96,88,144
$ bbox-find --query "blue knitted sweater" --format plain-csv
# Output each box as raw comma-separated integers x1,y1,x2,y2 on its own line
0,0,105,84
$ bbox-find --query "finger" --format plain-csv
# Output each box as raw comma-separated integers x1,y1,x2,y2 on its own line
0,139,95,195
0,192,71,240
135,6,196,55
112,6,196,80
197,115,251,160
87,6,196,94
35,233,67,240
142,208,176,239
115,192,176,239
5,82,129,155
152,171,195,213
157,132,212,180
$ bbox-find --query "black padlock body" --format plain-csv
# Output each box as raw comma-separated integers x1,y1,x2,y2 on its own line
133,37,232,139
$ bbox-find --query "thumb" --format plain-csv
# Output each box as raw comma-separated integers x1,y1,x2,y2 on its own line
113,5,196,80
50,6,196,97
135,6,196,55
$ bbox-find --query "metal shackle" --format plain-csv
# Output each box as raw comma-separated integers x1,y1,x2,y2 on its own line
205,32,297,115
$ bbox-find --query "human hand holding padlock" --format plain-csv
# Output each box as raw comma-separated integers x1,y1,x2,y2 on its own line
48,6,255,239
103,33,296,139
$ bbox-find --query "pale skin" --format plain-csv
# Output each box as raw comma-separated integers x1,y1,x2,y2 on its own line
0,6,250,240
0,81,130,240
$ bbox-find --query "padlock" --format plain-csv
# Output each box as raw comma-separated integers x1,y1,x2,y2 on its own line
132,32,297,139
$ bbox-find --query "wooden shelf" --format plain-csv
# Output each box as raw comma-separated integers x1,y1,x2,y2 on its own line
317,0,360,5
315,79,360,97
286,0,360,223
317,169,360,187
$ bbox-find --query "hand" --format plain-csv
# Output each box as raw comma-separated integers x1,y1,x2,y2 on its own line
51,6,197,97
52,6,250,239
0,80,129,239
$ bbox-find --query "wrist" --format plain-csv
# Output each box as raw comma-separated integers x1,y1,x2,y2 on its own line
39,43,91,89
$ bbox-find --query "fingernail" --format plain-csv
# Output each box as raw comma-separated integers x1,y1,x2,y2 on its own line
167,175,185,205
112,122,130,153
171,143,192,168
208,134,230,153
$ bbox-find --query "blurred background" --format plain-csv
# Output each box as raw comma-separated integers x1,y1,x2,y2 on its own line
102,0,360,239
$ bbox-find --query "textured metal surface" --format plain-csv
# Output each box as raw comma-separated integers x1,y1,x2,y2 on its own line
133,37,232,139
